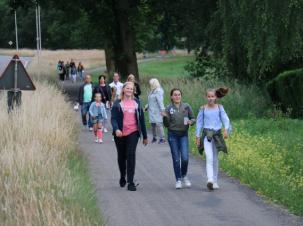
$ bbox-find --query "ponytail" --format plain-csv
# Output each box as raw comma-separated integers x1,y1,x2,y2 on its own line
215,87,229,98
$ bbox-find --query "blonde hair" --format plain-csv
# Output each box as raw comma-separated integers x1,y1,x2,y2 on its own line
149,78,161,90
127,74,136,82
121,82,135,100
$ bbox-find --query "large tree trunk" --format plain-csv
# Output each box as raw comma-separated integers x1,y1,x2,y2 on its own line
112,0,139,81
105,46,115,75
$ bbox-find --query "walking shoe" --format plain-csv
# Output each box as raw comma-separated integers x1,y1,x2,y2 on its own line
89,127,93,131
175,180,182,189
213,183,220,189
95,138,99,143
182,176,192,188
119,177,126,187
207,181,214,191
103,128,108,133
127,182,137,191
98,139,103,143
151,137,157,143
158,139,166,144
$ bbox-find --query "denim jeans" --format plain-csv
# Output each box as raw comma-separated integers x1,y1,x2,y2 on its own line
81,102,92,128
167,131,189,181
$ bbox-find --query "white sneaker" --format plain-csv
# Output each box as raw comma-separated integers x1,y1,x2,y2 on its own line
182,176,191,188
98,139,103,143
213,183,220,189
95,138,99,143
89,127,93,131
175,180,182,189
103,128,108,133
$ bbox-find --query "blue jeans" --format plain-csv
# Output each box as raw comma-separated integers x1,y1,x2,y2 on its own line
167,131,189,181
81,102,92,127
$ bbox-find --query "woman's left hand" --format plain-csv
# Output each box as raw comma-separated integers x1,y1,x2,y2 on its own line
143,139,148,146
223,129,228,139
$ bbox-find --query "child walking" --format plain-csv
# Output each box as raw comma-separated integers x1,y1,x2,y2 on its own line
89,93,108,143
195,88,231,190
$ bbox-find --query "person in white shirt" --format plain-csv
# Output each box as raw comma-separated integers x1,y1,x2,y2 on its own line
109,72,124,100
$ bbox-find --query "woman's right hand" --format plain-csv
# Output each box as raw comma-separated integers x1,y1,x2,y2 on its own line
115,130,123,137
195,137,201,146
161,111,167,117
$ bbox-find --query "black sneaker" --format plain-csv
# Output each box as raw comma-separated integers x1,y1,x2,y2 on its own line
119,177,126,187
151,138,157,143
207,181,214,191
127,182,137,191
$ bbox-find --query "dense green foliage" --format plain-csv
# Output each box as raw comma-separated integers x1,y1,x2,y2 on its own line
267,68,303,117
187,0,303,82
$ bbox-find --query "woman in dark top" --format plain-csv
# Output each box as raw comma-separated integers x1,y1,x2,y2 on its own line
127,74,141,99
93,75,112,132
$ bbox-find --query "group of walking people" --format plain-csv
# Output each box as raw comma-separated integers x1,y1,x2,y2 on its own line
78,72,231,192
57,59,84,82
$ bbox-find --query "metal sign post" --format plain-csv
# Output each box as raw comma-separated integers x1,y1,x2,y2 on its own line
0,55,36,111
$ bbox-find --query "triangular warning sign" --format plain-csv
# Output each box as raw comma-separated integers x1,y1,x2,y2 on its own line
0,55,35,90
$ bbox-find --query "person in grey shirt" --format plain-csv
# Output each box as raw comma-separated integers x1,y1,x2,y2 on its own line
163,88,195,189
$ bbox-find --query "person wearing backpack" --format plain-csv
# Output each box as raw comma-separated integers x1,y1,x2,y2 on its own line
195,88,231,191
162,88,196,189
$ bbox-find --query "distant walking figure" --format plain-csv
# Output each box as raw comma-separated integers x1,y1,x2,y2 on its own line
196,88,231,190
148,78,166,144
78,75,93,131
111,82,148,191
65,61,70,80
70,60,77,83
109,72,123,100
163,88,196,189
127,74,141,99
77,62,84,81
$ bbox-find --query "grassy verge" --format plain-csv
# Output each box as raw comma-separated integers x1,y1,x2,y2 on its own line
0,81,103,225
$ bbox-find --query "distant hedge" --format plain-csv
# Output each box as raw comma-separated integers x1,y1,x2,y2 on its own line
267,69,303,118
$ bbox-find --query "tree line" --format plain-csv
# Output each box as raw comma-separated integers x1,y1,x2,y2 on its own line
1,0,303,82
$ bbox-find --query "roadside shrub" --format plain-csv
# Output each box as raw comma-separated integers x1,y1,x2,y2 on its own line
267,68,303,118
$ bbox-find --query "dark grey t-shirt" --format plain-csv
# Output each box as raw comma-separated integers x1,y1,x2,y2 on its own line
163,102,195,135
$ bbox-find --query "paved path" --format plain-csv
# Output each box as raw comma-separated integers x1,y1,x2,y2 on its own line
63,80,302,226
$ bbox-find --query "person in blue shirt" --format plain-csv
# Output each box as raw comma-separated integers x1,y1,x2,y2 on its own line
195,88,231,191
78,75,93,130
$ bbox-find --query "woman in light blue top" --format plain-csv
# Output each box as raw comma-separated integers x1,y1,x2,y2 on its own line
195,88,231,191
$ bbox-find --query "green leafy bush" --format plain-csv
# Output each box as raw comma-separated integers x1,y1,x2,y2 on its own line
185,52,230,80
267,68,303,118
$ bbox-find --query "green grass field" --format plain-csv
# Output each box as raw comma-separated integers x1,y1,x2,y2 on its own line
91,55,194,83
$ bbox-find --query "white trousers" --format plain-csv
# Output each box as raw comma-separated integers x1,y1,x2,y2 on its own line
204,137,219,183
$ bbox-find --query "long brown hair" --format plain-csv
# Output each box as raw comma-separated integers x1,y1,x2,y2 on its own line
207,87,229,98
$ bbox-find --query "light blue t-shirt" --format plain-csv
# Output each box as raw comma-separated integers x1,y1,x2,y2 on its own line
83,84,93,103
196,105,230,137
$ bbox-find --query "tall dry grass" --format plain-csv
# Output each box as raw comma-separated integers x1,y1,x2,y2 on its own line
0,83,101,225
0,48,36,57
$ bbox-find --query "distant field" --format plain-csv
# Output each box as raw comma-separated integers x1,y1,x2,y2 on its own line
138,55,194,78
